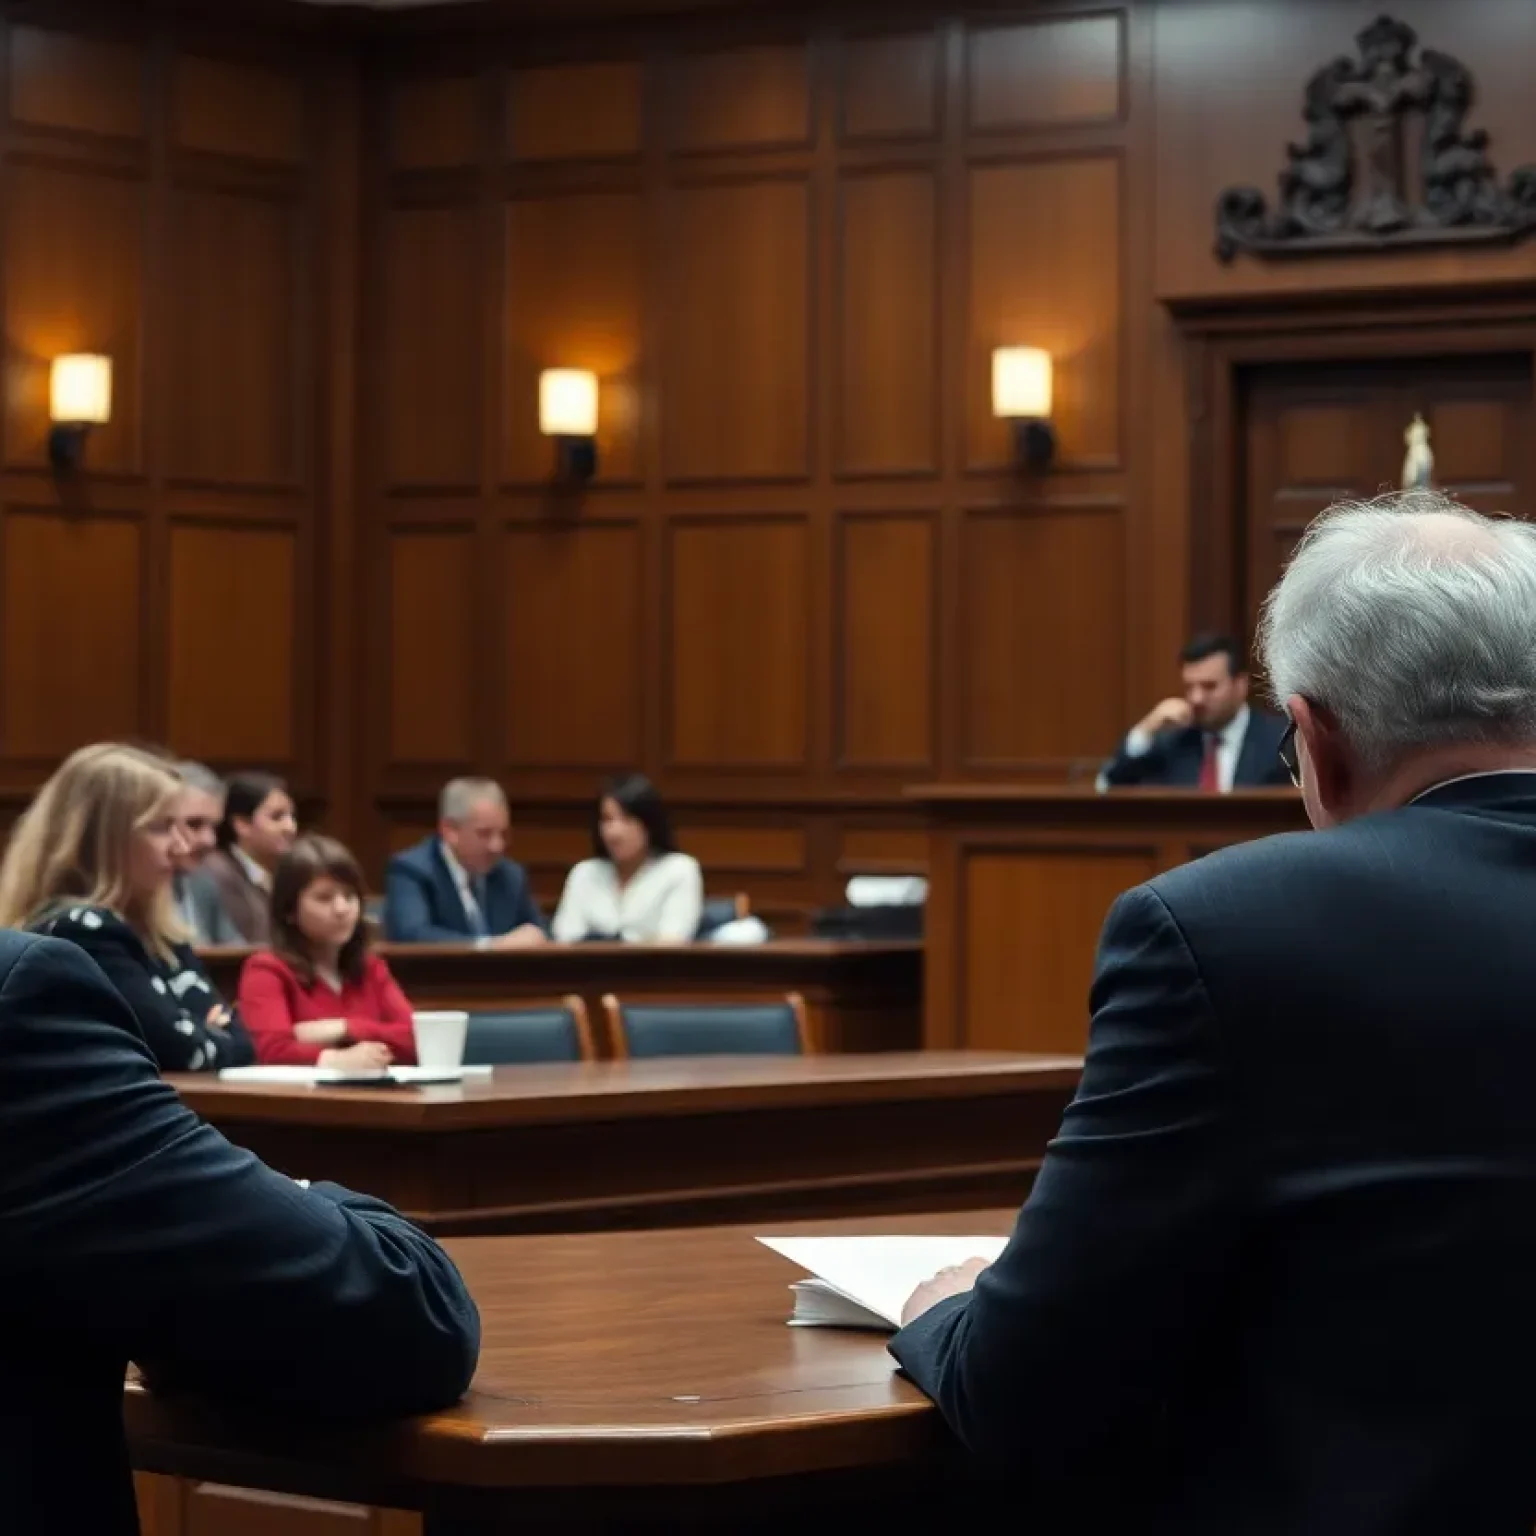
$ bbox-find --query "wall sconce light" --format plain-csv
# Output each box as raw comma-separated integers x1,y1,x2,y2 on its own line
539,368,598,483
991,347,1055,471
49,353,112,472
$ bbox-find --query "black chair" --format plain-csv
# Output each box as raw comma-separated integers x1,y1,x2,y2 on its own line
602,993,809,1058
695,892,749,940
463,996,595,1065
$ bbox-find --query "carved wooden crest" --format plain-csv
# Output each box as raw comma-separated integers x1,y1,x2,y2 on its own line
1215,14,1536,261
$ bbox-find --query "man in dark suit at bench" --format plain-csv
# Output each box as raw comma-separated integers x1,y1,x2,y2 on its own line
1099,632,1292,791
384,777,547,948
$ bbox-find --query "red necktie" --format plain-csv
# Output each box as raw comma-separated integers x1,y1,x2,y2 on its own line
1198,733,1219,793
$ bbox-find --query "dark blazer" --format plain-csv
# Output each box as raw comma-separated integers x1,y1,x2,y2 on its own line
27,903,254,1074
383,836,544,943
0,930,479,1536
199,847,271,944
890,772,1536,1536
1100,707,1292,789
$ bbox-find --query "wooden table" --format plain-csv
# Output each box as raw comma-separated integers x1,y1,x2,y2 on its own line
169,1053,1078,1236
131,1209,1017,1535
909,785,1308,1054
198,939,922,1054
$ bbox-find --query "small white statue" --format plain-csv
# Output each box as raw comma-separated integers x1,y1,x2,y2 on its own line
1402,412,1434,489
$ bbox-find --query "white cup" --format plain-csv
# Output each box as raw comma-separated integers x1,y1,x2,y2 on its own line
412,1010,469,1071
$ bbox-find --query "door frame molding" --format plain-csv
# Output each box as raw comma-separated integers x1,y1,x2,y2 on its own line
1166,284,1536,644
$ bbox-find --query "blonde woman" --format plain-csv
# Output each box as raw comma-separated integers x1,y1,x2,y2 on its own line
0,744,253,1073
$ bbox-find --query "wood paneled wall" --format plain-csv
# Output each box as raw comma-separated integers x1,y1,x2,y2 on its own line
363,1,1154,924
0,2,356,830
8,0,1536,928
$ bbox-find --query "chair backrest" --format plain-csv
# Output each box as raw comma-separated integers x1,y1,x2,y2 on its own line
463,996,595,1064
602,993,809,1059
695,892,749,939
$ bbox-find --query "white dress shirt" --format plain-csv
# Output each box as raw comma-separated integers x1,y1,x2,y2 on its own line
437,839,489,938
551,853,704,944
1121,703,1252,793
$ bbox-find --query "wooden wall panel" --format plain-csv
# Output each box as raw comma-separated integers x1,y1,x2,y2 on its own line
966,14,1124,131
962,846,1158,1053
383,204,482,488
667,518,808,768
836,170,937,476
168,525,297,762
961,508,1126,768
9,25,145,140
1,510,141,759
167,189,299,485
392,75,479,169
836,512,934,769
671,45,810,151
508,63,642,161
173,56,304,163
387,530,475,766
503,191,644,484
967,155,1121,471
663,178,809,483
840,31,938,142
504,522,643,768
4,161,144,474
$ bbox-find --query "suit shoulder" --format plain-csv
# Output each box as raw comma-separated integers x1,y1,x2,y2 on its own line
0,928,51,989
1147,821,1368,918
386,839,435,876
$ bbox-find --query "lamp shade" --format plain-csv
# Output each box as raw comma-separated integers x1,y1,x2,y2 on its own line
991,347,1052,420
50,354,112,425
539,369,599,437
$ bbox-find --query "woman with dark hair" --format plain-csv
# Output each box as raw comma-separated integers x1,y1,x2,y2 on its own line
201,771,297,943
551,773,702,943
238,834,417,1067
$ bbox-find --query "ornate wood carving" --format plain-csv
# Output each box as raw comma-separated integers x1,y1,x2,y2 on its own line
1215,15,1536,261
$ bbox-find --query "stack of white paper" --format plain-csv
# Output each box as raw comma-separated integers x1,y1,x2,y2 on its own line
757,1233,1008,1329
216,1064,495,1087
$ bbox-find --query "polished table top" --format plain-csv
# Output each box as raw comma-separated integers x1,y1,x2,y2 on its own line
167,1051,1083,1130
127,1208,1017,1503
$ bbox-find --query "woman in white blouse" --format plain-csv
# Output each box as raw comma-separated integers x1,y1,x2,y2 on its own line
552,774,703,943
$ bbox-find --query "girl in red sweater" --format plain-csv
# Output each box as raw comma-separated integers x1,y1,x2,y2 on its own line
239,834,417,1068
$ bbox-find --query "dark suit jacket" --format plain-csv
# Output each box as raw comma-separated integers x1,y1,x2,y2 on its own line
383,836,544,943
0,932,480,1536
890,772,1536,1535
1100,707,1292,789
199,847,271,944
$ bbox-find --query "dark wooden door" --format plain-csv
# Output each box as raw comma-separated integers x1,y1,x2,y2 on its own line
1241,354,1532,638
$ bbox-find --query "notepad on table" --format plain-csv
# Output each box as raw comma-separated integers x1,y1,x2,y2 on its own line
217,1064,494,1087
757,1233,1008,1330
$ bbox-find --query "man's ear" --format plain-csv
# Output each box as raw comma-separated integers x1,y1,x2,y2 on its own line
1290,695,1351,816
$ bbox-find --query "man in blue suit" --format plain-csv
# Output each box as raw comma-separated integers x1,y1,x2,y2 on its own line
2,931,480,1535
1099,632,1292,790
384,777,546,947
890,492,1536,1533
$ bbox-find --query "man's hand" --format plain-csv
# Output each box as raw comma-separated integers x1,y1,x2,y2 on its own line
493,924,547,950
1133,697,1194,737
899,1256,993,1326
294,1018,349,1046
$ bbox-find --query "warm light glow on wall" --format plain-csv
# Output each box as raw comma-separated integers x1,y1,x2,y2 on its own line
50,353,113,424
991,347,1052,419
538,369,599,437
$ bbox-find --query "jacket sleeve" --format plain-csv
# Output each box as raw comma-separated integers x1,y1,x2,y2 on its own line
237,954,322,1066
383,858,466,943
653,857,704,942
887,884,1243,1482
1099,729,1174,788
0,936,479,1418
57,918,246,1075
343,958,418,1062
510,865,546,932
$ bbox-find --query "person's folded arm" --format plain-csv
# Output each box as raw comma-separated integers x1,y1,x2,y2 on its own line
1098,727,1169,788
1,936,479,1419
888,884,1245,1471
236,953,322,1065
345,958,418,1060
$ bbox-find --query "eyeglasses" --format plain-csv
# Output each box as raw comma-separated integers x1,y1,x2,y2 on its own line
1277,717,1301,788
